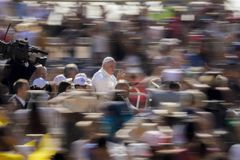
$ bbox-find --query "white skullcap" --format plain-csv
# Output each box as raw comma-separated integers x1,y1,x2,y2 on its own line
74,76,88,86
53,74,67,85
32,77,48,89
102,57,115,65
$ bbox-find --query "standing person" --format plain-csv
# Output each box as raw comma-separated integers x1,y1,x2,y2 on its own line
8,79,29,111
91,57,119,93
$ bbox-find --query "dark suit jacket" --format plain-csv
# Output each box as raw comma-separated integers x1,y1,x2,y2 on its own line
8,95,26,112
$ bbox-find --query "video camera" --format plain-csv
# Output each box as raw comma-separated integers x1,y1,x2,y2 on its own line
0,38,48,66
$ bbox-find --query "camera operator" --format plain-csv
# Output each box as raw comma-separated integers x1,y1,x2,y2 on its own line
0,37,48,94
2,59,36,94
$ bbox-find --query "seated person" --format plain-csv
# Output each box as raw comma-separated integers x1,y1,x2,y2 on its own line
74,76,91,90
30,77,51,100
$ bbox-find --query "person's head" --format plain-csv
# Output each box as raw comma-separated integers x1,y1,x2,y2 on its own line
13,79,29,100
74,76,88,89
53,74,67,86
102,57,116,75
58,81,71,94
34,64,47,79
169,81,181,91
64,63,79,79
31,77,48,90
115,80,130,98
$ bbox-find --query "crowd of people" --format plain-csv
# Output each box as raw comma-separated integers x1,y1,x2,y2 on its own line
0,0,240,160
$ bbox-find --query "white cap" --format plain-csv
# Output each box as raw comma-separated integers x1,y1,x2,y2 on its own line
102,57,115,65
32,77,48,89
53,74,67,85
75,73,87,79
74,76,88,86
161,69,183,82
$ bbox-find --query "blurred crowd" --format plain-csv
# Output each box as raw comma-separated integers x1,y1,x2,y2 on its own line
0,0,240,160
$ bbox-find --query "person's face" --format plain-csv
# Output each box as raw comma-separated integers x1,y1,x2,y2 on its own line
39,68,47,79
68,70,78,79
103,61,116,75
19,83,29,100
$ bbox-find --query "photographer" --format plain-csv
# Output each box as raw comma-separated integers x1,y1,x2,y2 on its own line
0,37,48,93
2,59,35,94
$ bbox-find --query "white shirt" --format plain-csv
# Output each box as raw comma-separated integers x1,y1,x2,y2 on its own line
92,68,117,93
16,95,26,107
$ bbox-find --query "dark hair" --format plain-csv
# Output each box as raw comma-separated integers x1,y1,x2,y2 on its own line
95,136,107,148
169,81,180,91
13,79,29,94
58,82,71,94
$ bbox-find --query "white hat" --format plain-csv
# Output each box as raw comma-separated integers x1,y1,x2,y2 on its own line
32,77,48,89
74,76,88,86
102,57,115,65
53,74,67,85
75,73,87,79
161,69,183,82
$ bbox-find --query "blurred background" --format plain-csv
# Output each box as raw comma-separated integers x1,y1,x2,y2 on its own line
0,0,240,160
